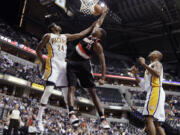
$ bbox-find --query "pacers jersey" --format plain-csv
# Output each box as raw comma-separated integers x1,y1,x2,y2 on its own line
76,36,100,59
43,33,68,87
47,33,67,60
143,61,163,91
142,61,165,122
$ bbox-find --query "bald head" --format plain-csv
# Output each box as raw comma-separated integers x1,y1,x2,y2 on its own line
148,50,163,61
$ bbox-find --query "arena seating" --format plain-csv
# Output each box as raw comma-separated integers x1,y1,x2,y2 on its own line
0,20,179,81
0,53,44,85
0,94,147,135
0,91,179,134
0,20,39,51
0,20,180,135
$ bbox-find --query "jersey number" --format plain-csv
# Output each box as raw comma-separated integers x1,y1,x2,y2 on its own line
58,45,64,52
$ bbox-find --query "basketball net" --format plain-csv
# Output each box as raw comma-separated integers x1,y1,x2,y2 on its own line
80,0,99,15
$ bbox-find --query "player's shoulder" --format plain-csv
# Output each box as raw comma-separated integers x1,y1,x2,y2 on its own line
153,61,162,67
96,42,102,48
94,42,103,54
43,33,51,39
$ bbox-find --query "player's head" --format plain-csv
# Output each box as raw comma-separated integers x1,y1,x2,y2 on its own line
148,50,163,61
92,28,107,41
48,23,62,34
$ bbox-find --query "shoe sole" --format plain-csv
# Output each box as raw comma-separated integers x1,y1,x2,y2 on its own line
72,119,79,125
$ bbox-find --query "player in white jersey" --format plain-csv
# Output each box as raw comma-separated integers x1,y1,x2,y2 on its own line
36,22,96,131
131,50,166,135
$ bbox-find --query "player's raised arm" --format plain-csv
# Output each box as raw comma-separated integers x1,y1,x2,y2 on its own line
94,43,106,85
131,66,141,84
92,6,109,32
138,57,162,77
131,66,145,89
65,21,96,42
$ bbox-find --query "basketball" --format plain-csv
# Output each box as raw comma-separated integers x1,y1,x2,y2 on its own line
93,4,102,16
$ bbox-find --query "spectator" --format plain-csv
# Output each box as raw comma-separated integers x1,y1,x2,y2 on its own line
7,104,21,135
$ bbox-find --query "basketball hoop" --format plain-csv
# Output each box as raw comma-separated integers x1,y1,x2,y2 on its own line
80,0,99,15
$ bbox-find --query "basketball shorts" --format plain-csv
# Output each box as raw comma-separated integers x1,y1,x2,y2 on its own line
43,57,68,87
67,60,95,88
143,87,165,122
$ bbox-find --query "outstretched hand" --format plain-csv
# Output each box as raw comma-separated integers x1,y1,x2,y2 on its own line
131,66,138,76
138,57,145,66
102,5,109,14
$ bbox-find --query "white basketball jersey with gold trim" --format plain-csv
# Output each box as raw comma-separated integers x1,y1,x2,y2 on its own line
49,33,67,60
140,61,165,122
43,33,68,87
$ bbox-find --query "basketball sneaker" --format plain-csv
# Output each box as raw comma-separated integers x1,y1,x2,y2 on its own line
100,116,110,129
69,111,79,125
37,121,44,133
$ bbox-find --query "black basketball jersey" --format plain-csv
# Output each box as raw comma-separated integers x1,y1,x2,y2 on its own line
75,36,100,59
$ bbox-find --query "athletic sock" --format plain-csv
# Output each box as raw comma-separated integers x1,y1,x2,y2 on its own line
37,105,46,122
98,111,103,117
61,87,68,108
98,111,105,121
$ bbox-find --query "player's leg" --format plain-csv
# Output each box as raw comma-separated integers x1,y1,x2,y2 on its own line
37,82,54,131
56,61,68,108
61,87,68,108
67,86,76,112
87,88,103,117
78,61,110,128
154,121,166,135
37,86,53,121
67,63,79,124
146,116,156,135
87,88,110,129
143,122,148,133
67,85,79,124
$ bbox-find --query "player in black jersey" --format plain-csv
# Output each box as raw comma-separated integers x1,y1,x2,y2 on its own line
66,8,110,129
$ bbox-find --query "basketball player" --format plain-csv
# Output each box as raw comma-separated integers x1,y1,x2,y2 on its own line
131,50,166,135
36,21,98,131
66,8,110,129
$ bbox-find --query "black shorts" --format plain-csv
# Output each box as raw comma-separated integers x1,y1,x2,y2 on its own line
67,60,95,88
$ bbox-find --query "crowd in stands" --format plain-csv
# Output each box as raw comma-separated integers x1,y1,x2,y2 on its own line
0,93,147,135
0,19,180,82
128,90,146,101
0,19,39,51
165,95,180,117
0,88,179,134
0,53,44,85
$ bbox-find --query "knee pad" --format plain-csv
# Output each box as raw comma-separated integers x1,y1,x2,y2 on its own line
40,86,53,105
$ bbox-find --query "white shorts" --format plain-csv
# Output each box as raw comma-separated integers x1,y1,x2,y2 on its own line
43,57,67,87
143,87,165,122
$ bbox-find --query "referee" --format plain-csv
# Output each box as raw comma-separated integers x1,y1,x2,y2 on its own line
7,104,21,135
